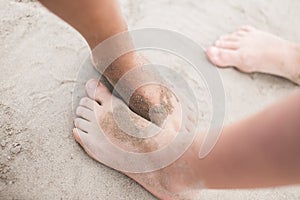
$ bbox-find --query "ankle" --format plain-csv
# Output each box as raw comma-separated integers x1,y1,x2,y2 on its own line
103,52,147,85
85,24,128,49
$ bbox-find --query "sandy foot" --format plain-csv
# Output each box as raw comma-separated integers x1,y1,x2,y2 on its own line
98,52,182,128
73,79,203,200
207,26,300,85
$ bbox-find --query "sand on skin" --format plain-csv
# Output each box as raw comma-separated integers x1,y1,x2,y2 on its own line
0,0,300,199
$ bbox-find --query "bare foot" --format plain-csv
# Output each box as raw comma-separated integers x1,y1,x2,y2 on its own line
206,26,300,85
73,79,204,200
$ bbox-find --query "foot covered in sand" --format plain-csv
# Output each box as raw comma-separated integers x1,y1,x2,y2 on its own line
207,26,300,85
73,79,204,200
96,52,182,129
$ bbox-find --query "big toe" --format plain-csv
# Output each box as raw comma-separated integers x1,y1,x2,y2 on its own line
206,47,240,67
85,79,112,104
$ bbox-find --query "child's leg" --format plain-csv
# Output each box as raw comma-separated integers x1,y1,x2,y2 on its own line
39,0,127,48
201,89,300,188
39,0,180,128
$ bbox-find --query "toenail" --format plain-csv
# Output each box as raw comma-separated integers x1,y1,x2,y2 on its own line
80,97,89,105
210,47,219,59
87,80,98,90
80,98,86,105
76,107,82,115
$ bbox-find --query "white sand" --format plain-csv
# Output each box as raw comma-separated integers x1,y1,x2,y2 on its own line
0,0,300,199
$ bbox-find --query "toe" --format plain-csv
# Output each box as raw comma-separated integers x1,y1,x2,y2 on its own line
76,106,94,121
233,30,247,37
215,40,239,50
219,34,239,42
79,97,97,111
74,118,91,133
206,46,240,67
240,25,255,32
86,79,112,104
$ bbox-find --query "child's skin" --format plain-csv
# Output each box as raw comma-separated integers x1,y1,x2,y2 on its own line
207,25,300,85
38,0,300,199
73,80,300,199
39,0,181,129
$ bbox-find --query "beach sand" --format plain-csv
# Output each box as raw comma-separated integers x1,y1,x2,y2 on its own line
1,0,300,199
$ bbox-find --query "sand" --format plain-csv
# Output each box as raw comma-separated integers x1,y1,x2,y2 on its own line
1,0,300,199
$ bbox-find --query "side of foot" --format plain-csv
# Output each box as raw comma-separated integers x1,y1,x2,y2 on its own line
207,25,300,85
73,79,204,200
